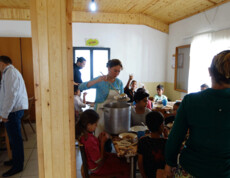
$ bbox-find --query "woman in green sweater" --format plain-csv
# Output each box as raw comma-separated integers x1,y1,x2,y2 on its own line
165,50,230,178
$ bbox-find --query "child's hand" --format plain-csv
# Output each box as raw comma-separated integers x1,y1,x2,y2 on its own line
164,164,174,178
99,132,109,144
163,127,169,138
129,74,133,80
83,92,87,96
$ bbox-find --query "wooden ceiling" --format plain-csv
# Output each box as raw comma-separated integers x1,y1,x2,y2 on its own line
0,0,230,33
73,0,229,24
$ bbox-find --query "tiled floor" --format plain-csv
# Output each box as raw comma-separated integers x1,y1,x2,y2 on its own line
0,123,38,178
0,124,141,178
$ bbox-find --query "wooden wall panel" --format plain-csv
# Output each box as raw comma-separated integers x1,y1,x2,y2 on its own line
72,11,169,33
0,0,30,9
0,8,30,20
21,37,35,121
30,0,76,177
30,0,45,177
0,37,22,72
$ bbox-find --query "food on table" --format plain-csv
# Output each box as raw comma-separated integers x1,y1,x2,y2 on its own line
113,133,138,156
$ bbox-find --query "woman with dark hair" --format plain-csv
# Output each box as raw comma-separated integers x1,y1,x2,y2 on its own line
79,59,123,136
165,50,230,177
131,88,151,126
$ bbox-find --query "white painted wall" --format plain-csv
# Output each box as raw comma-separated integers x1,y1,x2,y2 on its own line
72,23,168,85
167,2,230,84
0,20,168,88
0,20,31,37
3,0,229,92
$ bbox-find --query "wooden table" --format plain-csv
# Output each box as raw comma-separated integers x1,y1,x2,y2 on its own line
112,136,138,178
152,108,176,118
152,102,176,118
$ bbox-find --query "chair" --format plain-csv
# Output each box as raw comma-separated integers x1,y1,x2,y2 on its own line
0,123,12,159
77,141,118,178
21,97,36,141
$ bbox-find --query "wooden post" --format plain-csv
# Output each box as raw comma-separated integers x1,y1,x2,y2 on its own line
30,0,76,178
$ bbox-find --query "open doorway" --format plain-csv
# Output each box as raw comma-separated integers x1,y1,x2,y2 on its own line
0,37,37,177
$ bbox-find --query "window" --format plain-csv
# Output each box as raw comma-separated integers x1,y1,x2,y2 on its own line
174,45,190,93
73,47,110,102
188,29,230,93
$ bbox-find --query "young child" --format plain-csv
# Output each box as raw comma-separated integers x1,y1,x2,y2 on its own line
75,110,130,177
124,74,137,103
154,84,168,102
164,102,181,138
200,83,209,91
131,88,151,126
74,89,87,122
137,111,167,178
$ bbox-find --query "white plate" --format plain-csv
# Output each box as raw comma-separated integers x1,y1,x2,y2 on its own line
130,126,147,132
118,132,137,139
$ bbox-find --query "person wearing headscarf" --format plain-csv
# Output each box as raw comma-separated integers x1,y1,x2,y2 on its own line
165,50,230,178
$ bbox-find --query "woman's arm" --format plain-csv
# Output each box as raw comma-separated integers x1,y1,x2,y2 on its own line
87,76,107,88
78,76,106,91
165,96,189,167
138,154,147,178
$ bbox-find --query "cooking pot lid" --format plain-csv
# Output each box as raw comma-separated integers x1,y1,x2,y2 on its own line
103,102,130,108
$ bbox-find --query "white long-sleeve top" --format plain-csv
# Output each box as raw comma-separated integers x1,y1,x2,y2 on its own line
0,65,28,119
74,95,86,112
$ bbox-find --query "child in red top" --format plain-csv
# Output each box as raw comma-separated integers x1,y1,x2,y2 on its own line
76,109,130,177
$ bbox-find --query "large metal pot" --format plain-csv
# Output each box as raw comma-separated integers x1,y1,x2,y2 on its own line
103,102,131,135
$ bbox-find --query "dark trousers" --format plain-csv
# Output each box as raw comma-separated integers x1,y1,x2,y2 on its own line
4,110,24,170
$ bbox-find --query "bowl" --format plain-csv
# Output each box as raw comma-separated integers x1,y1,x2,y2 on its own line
130,126,148,132
118,132,137,139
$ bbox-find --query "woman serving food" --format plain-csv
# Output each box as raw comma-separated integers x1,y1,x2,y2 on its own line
79,59,124,136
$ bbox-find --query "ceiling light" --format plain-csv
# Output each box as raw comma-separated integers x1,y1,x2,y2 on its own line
89,0,97,12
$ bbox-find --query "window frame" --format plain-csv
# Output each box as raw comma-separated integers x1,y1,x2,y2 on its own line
73,47,111,80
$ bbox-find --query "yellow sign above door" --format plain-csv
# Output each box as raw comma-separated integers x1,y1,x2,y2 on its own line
86,39,99,46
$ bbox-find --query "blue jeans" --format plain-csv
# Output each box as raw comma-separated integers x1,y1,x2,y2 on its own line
4,110,24,170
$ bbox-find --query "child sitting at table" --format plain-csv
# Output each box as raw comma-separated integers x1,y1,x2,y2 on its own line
75,109,130,177
154,84,168,102
164,102,181,138
131,88,151,126
138,111,167,178
74,89,87,123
